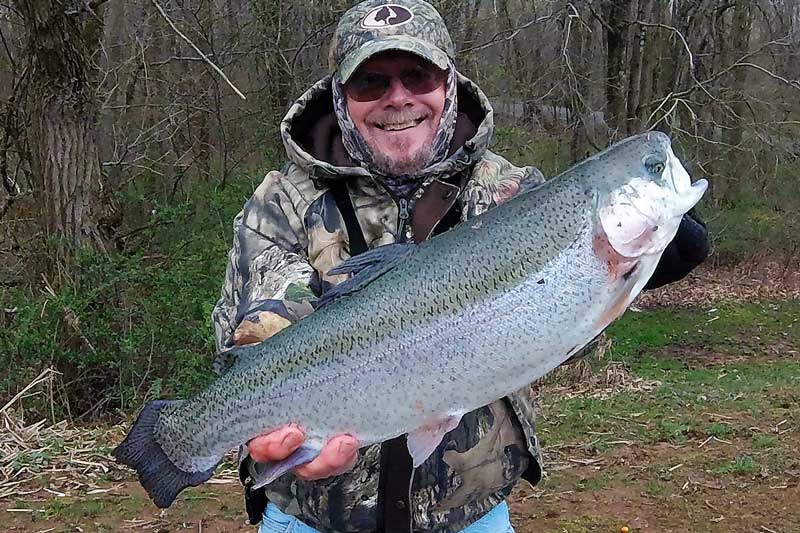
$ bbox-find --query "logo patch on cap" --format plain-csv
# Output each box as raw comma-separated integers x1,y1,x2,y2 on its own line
361,5,414,29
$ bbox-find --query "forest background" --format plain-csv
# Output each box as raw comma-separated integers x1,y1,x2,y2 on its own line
1,0,798,422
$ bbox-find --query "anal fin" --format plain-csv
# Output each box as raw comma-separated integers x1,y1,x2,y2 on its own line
406,415,462,467
251,446,321,489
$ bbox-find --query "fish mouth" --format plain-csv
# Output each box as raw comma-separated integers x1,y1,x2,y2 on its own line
598,167,707,259
665,147,708,215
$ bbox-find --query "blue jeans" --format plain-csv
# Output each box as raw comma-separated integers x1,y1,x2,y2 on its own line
259,500,515,533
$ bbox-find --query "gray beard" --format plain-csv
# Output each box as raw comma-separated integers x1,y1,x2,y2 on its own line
370,143,433,177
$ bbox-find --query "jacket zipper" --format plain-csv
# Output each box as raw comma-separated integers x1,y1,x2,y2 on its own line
369,176,422,244
397,197,411,242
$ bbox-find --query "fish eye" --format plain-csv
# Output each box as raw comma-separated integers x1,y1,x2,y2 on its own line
644,155,666,176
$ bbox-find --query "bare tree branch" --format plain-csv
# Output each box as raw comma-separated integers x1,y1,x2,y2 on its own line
150,0,246,100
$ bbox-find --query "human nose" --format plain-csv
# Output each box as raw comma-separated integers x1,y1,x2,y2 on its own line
381,76,413,107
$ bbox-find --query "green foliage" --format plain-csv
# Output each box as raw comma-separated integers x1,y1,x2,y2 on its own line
752,435,778,449
704,173,800,260
492,127,573,178
0,176,262,419
713,455,758,477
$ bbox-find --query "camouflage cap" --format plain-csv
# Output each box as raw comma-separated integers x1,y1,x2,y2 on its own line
330,0,455,83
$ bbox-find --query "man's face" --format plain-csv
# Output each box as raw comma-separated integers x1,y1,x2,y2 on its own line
344,51,447,176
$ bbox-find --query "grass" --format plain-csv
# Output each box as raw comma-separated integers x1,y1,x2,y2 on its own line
576,473,611,492
35,494,148,521
539,299,800,462
753,435,778,449
526,298,799,531
645,481,668,497
705,423,734,438
712,455,758,477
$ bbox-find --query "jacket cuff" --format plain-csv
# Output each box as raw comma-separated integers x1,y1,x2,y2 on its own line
520,452,544,487
504,392,543,487
237,297,314,326
238,444,253,485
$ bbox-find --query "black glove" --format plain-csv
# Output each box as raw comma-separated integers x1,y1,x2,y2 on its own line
644,209,710,290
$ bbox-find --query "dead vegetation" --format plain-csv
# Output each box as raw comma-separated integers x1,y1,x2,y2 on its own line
0,369,237,506
1,370,128,501
637,259,800,309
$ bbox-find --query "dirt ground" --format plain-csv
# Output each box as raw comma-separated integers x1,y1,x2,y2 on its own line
3,440,798,533
2,261,798,532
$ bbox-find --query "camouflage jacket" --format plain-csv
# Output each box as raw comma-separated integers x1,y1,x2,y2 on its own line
212,73,545,533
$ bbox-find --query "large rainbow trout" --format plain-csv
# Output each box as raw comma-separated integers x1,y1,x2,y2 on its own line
114,132,707,507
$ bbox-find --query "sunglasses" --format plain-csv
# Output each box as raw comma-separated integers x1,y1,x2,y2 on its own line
344,64,447,103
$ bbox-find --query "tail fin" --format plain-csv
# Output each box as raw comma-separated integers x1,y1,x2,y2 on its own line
113,400,218,508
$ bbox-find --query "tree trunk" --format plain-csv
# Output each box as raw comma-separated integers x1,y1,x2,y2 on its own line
725,0,752,148
638,0,658,127
16,0,108,250
603,0,630,136
625,0,652,134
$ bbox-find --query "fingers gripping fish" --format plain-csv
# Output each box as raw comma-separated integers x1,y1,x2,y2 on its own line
113,132,708,508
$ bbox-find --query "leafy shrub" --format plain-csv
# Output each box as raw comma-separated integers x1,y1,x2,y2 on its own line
0,176,261,419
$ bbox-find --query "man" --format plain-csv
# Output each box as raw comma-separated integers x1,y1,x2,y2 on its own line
212,1,710,531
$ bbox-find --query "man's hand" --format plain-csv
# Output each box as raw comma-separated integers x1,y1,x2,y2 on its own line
247,427,360,480
234,313,359,480
233,311,293,346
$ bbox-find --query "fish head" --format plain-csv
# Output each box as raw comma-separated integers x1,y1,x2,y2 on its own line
592,131,708,259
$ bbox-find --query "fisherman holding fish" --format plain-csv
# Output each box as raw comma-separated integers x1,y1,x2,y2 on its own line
136,1,711,531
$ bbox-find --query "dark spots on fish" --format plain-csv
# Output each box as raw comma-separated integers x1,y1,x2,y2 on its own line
653,225,659,231
537,278,545,285
622,262,639,281
617,222,622,227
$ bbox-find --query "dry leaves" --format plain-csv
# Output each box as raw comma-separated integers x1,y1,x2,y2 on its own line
1,370,128,500
1,369,237,503
637,259,800,309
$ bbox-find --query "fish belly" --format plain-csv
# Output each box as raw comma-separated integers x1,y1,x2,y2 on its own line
269,221,642,447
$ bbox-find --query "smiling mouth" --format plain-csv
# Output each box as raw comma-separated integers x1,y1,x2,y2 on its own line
375,117,426,132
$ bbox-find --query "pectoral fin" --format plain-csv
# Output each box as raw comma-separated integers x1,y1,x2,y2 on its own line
406,415,462,467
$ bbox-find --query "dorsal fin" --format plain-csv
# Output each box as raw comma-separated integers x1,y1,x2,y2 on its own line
316,243,416,308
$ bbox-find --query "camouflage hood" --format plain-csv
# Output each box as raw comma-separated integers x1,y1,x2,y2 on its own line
279,72,495,188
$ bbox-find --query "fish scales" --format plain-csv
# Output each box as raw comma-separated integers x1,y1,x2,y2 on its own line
114,132,708,508
158,178,592,463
